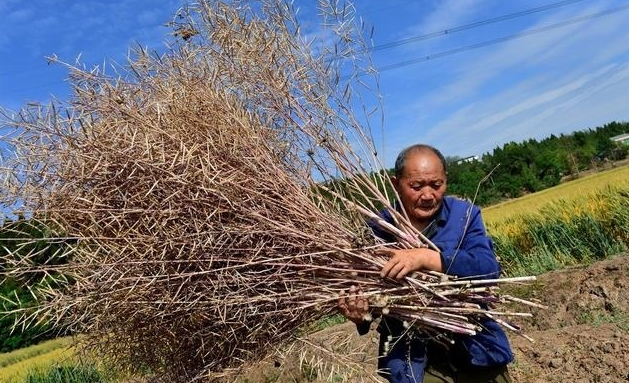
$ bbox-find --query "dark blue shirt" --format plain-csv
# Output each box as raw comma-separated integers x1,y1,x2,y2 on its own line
363,196,513,367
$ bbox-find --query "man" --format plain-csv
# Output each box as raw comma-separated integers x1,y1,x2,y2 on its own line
338,144,513,383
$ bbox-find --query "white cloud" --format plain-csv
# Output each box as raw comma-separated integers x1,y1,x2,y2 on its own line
378,0,629,161
420,4,613,109
463,64,618,134
7,7,34,22
423,61,629,156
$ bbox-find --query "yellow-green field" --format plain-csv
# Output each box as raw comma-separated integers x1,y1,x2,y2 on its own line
482,164,629,225
481,164,629,276
0,338,75,383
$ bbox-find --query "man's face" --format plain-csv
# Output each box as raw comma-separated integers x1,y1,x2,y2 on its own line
393,150,447,226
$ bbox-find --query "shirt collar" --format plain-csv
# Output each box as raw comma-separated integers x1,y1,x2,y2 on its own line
422,197,448,238
392,197,449,238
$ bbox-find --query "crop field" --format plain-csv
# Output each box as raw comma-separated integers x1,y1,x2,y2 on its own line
0,338,74,383
482,163,629,225
482,164,629,276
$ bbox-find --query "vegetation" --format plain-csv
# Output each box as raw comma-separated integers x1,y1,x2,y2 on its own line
0,345,74,383
0,338,72,369
482,163,629,224
0,218,70,353
447,121,629,206
488,185,629,276
2,158,629,383
21,365,106,383
4,364,106,383
3,0,533,380
0,0,626,378
0,338,123,383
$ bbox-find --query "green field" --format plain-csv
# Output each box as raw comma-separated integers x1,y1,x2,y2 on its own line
0,338,74,383
0,337,117,383
482,164,629,225
481,164,629,276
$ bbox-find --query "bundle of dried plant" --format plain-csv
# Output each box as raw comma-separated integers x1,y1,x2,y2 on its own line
0,0,539,381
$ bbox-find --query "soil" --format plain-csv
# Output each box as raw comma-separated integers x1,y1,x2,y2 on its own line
239,254,629,383
507,254,629,383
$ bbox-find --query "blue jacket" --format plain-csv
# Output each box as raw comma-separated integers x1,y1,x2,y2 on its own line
363,196,513,368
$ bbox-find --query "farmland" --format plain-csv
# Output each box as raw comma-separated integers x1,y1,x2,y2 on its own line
484,164,629,276
0,338,75,383
1,165,629,382
482,163,629,225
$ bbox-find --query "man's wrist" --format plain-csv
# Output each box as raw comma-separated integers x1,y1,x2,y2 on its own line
350,313,372,324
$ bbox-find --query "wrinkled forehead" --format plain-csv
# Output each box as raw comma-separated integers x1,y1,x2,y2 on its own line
400,149,446,178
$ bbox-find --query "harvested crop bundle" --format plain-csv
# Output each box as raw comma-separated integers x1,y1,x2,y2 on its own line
0,0,538,381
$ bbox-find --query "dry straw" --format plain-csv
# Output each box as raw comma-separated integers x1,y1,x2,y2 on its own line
0,0,538,381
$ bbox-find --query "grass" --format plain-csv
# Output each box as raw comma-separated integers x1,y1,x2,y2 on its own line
577,310,629,331
21,364,106,383
484,178,629,276
482,163,629,226
0,346,75,383
0,338,124,383
301,313,347,334
0,338,73,369
2,314,347,383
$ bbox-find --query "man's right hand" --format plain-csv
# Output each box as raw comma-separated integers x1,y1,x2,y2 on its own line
338,285,369,324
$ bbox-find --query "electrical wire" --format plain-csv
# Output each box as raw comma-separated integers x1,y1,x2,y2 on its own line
368,0,588,52
377,3,629,73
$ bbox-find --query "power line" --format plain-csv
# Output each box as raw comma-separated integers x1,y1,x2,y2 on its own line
0,0,583,81
368,0,588,52
376,4,629,73
3,2,627,94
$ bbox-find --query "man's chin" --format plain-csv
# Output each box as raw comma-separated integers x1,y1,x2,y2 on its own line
413,207,437,219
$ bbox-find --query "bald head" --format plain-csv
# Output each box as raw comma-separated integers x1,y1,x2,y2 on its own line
394,144,447,178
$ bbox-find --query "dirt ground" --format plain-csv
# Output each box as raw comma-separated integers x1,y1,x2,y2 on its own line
240,254,629,383
507,254,629,383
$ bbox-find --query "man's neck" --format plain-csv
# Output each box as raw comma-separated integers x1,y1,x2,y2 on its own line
412,218,434,232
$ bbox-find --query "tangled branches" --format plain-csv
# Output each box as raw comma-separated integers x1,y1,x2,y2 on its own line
0,1,537,381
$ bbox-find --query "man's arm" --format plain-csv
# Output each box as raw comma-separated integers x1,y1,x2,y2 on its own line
379,247,442,280
440,205,500,279
377,205,499,280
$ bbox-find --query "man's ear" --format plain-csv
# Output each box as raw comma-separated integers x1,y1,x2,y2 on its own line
391,175,400,191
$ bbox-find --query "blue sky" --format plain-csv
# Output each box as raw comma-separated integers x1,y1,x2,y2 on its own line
2,0,629,166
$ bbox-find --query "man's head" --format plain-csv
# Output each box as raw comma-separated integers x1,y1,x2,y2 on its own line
392,144,447,228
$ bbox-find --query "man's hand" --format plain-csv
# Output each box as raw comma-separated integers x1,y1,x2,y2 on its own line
378,247,443,280
338,286,369,324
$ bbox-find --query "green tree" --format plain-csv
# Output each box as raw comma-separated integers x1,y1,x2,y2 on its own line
0,219,69,352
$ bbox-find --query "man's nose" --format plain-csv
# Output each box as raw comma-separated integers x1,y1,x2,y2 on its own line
419,189,434,199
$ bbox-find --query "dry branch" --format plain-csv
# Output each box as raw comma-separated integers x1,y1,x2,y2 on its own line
0,1,537,381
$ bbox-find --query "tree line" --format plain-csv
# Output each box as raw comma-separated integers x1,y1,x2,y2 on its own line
445,121,629,206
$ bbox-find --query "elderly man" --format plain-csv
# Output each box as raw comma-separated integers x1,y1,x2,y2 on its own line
338,144,513,383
